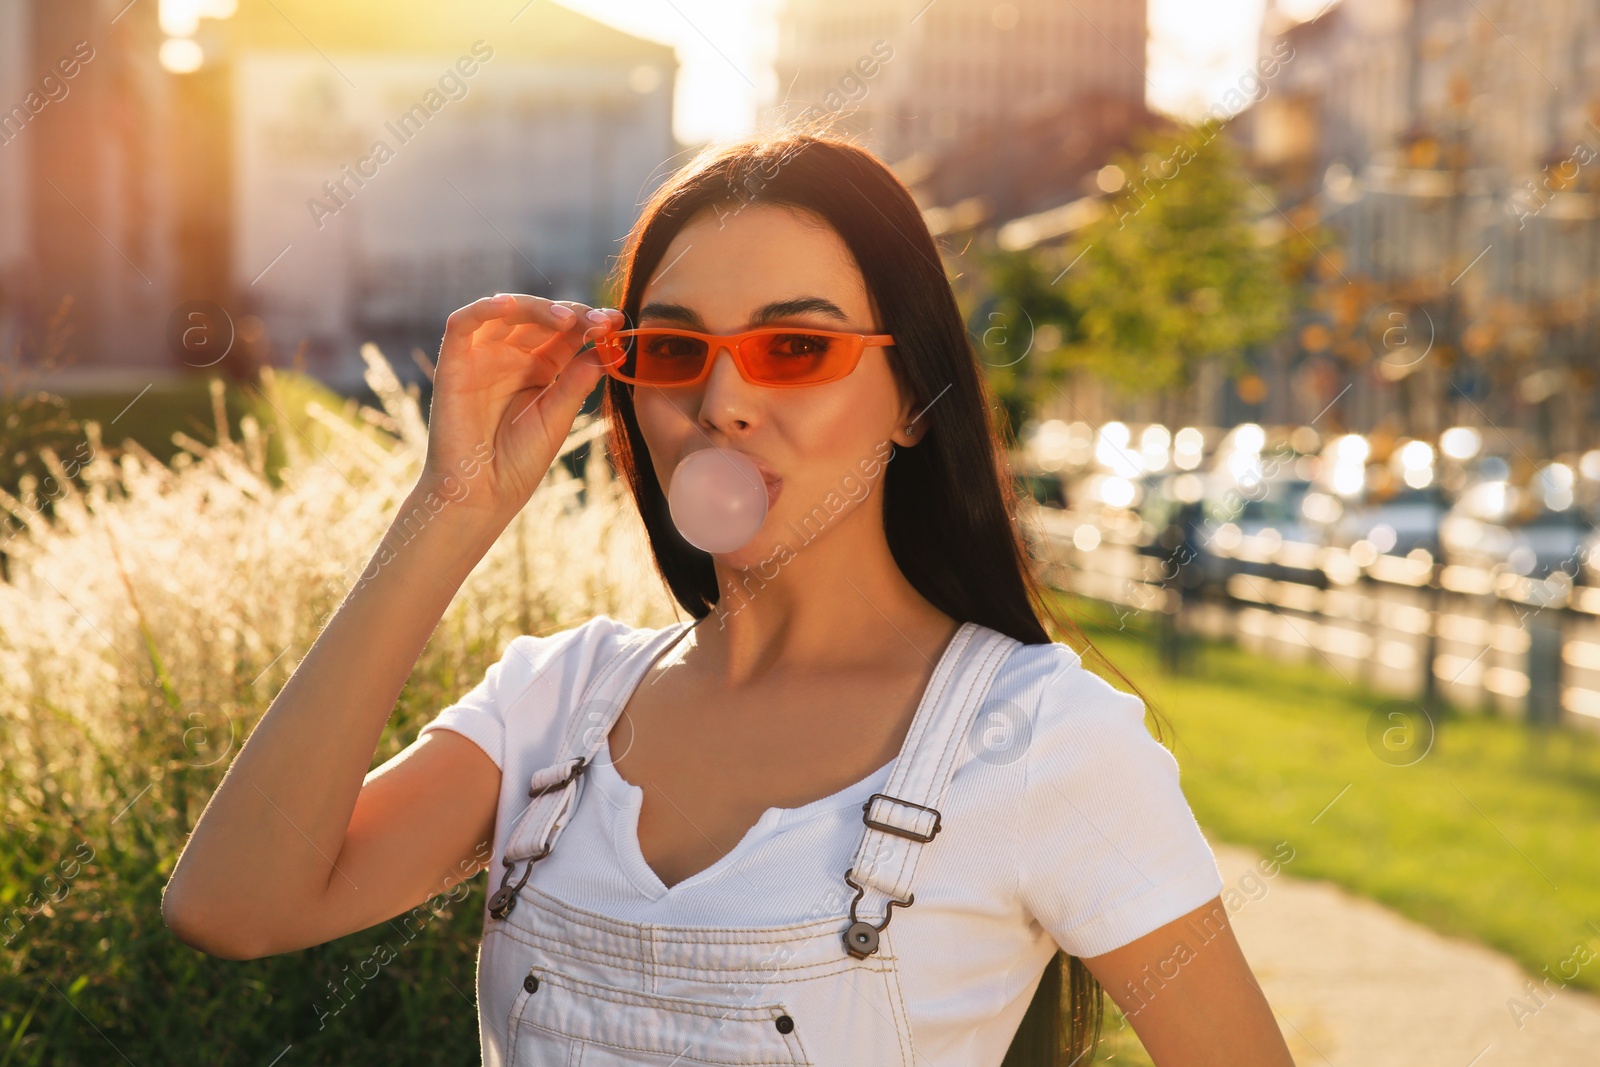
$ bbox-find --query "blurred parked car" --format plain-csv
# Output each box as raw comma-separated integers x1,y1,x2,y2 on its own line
1505,508,1597,579
1440,473,1596,578
1194,474,1323,587
1321,484,1449,558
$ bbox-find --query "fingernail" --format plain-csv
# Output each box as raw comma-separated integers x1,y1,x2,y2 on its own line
586,309,609,325
551,304,576,322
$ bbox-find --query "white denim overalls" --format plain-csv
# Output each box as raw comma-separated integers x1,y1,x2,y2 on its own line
472,618,1022,1066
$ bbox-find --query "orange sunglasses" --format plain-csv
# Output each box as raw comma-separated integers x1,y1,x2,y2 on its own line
590,327,895,388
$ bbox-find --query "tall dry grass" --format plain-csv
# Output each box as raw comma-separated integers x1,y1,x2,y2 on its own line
0,344,672,1064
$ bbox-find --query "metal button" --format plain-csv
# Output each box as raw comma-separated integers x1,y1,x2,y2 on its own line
523,973,540,994
844,920,879,958
775,1014,794,1034
488,887,518,920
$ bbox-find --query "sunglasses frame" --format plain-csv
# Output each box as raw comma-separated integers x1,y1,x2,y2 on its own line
591,326,896,388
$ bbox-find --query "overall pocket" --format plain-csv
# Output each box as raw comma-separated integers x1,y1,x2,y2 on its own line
506,962,812,1067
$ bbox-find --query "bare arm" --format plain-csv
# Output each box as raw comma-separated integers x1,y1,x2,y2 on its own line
1081,896,1296,1066
161,294,622,959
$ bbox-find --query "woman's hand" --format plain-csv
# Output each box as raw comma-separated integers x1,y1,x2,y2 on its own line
419,293,624,520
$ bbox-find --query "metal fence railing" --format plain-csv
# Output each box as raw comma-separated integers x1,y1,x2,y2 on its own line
1023,505,1600,734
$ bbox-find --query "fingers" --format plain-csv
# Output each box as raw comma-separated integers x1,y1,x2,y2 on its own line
542,337,609,421
548,303,625,344
500,308,620,372
445,293,579,338
445,295,627,352
439,296,626,400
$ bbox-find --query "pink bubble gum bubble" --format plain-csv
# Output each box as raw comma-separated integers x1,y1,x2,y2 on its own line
668,447,769,553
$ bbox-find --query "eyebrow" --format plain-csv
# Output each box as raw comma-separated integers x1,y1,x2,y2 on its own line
637,297,852,330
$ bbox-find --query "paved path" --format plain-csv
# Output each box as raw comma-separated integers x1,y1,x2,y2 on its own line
1212,843,1600,1066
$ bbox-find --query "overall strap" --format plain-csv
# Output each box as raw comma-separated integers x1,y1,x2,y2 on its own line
488,617,699,921
840,621,1022,958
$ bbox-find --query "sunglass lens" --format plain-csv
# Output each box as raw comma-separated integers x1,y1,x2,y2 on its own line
744,332,849,385
628,332,709,384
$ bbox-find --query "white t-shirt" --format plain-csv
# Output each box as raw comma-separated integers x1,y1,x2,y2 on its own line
418,614,1223,1064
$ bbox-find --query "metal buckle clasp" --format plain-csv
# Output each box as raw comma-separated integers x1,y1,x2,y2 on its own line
489,758,589,921
529,756,588,798
861,792,942,843
487,841,554,921
840,867,913,959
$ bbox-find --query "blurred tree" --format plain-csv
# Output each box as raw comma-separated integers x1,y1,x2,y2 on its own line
984,119,1294,426
977,243,1083,439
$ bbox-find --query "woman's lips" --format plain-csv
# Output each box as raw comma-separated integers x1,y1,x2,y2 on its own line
734,451,781,508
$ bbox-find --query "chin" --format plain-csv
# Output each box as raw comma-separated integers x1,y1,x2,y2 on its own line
707,520,798,582
713,533,784,572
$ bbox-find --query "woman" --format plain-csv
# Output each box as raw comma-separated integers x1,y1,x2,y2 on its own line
162,131,1295,1066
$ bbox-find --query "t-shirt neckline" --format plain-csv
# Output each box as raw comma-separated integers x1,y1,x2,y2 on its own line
585,745,896,898
573,616,975,898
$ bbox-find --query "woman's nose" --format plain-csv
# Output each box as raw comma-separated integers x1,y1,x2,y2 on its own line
696,346,759,428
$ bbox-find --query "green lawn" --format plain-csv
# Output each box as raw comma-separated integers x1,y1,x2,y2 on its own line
1052,592,1600,997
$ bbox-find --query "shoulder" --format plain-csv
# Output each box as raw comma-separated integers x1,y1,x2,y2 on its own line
415,614,662,768
1019,639,1189,824
495,613,643,688
1049,641,1156,727
489,613,659,727
990,638,1160,767
969,635,1181,815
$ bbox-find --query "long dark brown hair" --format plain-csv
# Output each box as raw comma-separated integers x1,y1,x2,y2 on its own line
597,124,1161,1065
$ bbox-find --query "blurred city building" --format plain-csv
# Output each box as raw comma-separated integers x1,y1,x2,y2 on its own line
1248,0,1600,453
771,0,1166,435
221,0,676,388
772,0,1151,219
1,0,178,388
1,0,678,392
0,1,27,370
